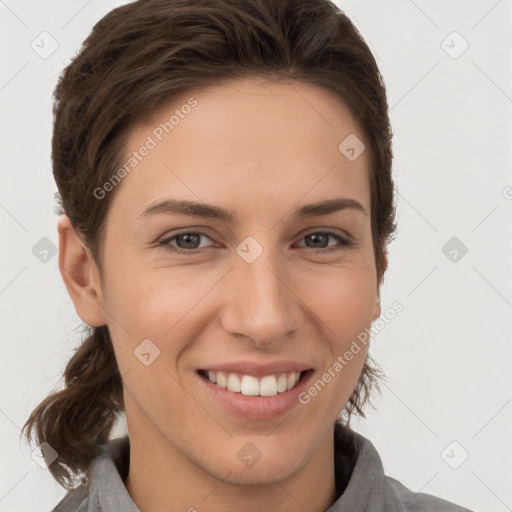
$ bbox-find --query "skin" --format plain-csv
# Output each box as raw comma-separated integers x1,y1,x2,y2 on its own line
58,77,381,512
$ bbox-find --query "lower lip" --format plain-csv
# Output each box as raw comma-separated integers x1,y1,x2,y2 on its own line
197,370,314,420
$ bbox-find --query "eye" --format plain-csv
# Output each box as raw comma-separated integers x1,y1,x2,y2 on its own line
295,231,355,253
158,231,216,254
158,229,355,255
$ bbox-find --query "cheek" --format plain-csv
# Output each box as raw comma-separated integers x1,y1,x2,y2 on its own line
302,260,377,330
301,263,376,399
104,266,204,421
105,251,200,331
104,262,218,369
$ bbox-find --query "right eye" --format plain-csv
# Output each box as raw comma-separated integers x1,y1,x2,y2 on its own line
158,231,217,254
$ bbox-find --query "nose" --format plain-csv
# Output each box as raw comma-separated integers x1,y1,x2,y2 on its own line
220,250,303,348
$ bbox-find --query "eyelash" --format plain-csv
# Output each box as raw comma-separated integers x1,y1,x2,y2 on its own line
157,230,355,255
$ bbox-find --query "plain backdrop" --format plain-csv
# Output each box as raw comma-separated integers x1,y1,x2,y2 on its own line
1,1,511,511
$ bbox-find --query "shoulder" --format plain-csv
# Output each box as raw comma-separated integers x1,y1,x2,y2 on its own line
49,436,132,512
50,484,89,512
384,476,474,511
331,423,474,512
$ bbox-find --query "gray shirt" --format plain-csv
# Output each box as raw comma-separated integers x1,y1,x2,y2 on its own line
50,423,474,511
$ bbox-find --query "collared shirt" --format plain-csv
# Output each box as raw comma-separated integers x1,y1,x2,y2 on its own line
51,423,474,511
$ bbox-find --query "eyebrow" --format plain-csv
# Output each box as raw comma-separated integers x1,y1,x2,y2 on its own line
136,197,367,223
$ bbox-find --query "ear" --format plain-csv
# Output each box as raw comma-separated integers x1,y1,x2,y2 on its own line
57,215,108,327
372,298,381,322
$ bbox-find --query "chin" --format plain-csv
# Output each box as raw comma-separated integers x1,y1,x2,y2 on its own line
198,438,309,486
214,457,300,486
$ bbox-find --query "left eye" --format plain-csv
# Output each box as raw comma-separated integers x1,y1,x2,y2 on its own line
158,231,354,254
296,232,354,252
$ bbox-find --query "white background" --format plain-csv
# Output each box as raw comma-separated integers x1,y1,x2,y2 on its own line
1,1,511,511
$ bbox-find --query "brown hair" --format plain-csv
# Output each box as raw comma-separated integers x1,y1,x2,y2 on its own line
22,0,396,490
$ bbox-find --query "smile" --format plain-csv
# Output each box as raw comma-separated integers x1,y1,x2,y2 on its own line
197,370,307,397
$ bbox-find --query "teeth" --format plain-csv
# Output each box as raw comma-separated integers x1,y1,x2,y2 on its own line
259,375,277,396
227,373,241,393
277,374,287,392
216,371,227,389
241,375,259,396
204,370,302,396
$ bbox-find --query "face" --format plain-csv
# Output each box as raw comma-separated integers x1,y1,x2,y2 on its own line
81,78,380,484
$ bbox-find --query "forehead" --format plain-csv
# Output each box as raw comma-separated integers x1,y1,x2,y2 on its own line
108,78,371,223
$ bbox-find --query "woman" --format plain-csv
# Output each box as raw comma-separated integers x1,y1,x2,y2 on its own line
22,0,473,510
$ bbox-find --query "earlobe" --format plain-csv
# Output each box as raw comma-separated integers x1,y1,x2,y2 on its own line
372,300,381,322
57,215,108,327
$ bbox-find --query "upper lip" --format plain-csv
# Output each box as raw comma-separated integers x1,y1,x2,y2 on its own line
198,361,313,378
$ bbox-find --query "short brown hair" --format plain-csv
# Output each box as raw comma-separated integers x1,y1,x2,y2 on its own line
22,0,396,490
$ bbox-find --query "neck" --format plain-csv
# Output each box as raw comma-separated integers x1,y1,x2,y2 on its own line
124,413,337,512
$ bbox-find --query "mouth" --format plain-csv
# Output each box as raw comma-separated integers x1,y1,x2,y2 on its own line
197,369,313,397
